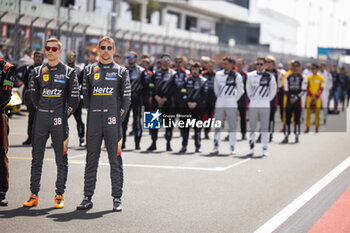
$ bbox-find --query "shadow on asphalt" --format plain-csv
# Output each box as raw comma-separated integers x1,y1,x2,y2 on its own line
0,207,55,218
9,144,31,148
201,153,231,157
46,210,114,222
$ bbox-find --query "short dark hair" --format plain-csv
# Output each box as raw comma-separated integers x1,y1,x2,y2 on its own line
292,60,301,67
175,56,183,61
191,62,201,68
311,63,319,69
222,56,235,64
113,53,121,58
257,56,266,63
161,53,171,59
33,49,44,57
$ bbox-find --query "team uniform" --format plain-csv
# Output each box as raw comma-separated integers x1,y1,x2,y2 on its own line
246,70,277,156
305,74,324,131
202,70,216,139
319,70,332,124
283,73,307,142
179,74,207,152
22,64,40,145
122,65,144,149
29,62,79,197
0,58,15,206
212,70,244,154
81,61,131,201
148,68,176,151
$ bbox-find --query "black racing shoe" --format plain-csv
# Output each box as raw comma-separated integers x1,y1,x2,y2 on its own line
281,136,288,144
166,142,172,152
113,198,122,212
135,143,141,150
204,134,210,140
0,192,8,206
147,143,156,151
22,138,31,145
295,135,299,143
269,134,273,142
195,148,201,153
179,147,187,154
76,197,93,210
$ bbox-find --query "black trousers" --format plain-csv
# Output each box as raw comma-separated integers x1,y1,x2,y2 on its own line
84,109,123,198
285,101,302,136
73,102,85,139
122,98,142,146
30,110,68,195
0,113,9,193
181,109,202,149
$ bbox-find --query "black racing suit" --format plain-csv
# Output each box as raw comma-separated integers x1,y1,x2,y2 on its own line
338,73,347,110
173,68,188,114
284,74,306,136
330,71,339,110
142,69,153,112
202,70,216,137
237,71,248,138
23,65,40,143
82,62,131,198
0,59,16,194
149,68,176,144
122,65,144,148
267,69,278,139
70,65,85,143
30,62,79,195
180,75,207,149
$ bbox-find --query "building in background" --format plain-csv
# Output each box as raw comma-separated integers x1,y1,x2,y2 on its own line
0,0,348,66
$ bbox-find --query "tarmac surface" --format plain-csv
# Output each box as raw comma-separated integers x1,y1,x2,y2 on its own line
1,107,349,233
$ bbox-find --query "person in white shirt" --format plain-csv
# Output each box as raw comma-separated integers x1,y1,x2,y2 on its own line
318,62,333,124
210,56,244,155
246,57,277,157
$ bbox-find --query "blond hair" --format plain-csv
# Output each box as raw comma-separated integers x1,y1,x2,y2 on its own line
265,55,276,63
46,38,62,49
98,36,115,48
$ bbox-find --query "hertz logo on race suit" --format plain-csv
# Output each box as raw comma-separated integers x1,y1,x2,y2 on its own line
42,88,62,97
93,86,114,95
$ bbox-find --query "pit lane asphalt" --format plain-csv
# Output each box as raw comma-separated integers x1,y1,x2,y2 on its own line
1,107,349,233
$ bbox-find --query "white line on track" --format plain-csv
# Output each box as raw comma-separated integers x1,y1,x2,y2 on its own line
68,158,251,172
254,156,350,233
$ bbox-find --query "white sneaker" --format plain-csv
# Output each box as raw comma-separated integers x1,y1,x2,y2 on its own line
210,147,219,155
230,146,236,155
263,149,268,157
248,148,254,156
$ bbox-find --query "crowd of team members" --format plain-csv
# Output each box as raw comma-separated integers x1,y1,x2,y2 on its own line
19,48,350,157
106,53,348,156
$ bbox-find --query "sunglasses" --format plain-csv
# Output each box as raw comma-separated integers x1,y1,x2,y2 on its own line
127,55,135,59
162,58,170,62
266,60,274,63
141,62,149,66
100,45,113,51
45,46,58,52
175,61,182,63
256,63,264,66
67,55,75,59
